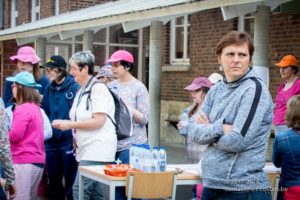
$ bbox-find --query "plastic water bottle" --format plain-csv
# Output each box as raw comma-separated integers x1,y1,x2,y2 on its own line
143,146,152,172
129,144,136,168
151,146,159,172
179,109,189,135
134,145,141,170
158,146,167,172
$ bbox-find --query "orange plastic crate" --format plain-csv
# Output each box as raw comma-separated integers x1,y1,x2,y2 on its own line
103,164,136,177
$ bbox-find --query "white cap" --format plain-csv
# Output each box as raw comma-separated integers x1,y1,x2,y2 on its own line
208,73,223,84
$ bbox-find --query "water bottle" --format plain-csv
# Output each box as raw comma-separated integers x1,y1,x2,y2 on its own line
158,146,167,172
143,146,152,172
179,109,189,135
134,145,141,170
151,146,159,172
129,144,136,168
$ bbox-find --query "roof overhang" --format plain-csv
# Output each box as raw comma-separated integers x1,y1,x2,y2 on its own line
221,0,293,20
0,0,292,42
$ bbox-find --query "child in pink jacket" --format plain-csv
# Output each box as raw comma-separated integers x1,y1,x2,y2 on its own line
7,71,45,200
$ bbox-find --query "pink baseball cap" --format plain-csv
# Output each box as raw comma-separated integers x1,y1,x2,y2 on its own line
10,46,41,64
106,50,134,63
184,77,212,91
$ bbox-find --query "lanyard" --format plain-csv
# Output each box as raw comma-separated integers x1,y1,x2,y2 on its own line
74,76,94,122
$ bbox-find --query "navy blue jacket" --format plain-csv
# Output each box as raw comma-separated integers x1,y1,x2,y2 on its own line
42,75,79,147
3,75,49,107
273,129,300,188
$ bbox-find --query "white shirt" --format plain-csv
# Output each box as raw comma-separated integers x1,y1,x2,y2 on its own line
69,80,117,162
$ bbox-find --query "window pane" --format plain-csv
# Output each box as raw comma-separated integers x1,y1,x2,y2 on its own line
94,29,106,43
245,18,254,38
75,35,83,42
75,43,82,52
46,44,71,70
35,13,39,20
176,16,184,26
94,45,106,65
175,27,183,59
109,24,138,44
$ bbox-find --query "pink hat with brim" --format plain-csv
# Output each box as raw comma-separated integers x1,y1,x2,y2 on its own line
106,50,134,64
184,77,212,91
10,46,41,64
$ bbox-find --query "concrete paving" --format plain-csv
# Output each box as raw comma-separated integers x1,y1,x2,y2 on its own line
163,143,195,200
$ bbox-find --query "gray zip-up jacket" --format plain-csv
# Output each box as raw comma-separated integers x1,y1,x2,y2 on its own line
189,68,273,191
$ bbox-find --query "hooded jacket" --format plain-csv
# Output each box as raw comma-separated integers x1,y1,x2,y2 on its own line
189,68,273,191
42,75,79,146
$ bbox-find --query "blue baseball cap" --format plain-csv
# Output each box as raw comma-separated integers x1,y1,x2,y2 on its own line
6,71,41,88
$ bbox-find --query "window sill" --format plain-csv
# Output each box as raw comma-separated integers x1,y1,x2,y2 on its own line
162,64,191,72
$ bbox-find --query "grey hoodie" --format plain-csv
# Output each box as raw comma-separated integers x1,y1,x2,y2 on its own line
189,68,273,191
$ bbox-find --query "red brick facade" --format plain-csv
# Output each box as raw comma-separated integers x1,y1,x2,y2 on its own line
269,14,300,97
1,1,300,101
161,9,300,101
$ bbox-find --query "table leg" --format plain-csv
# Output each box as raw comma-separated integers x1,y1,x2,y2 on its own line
274,177,280,200
79,173,83,200
109,185,115,200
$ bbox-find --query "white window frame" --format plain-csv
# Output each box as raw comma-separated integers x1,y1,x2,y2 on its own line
170,15,190,65
11,0,18,27
55,0,60,16
31,0,40,22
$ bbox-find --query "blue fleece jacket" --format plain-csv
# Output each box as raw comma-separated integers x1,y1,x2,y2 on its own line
189,68,273,191
3,75,49,107
42,75,79,147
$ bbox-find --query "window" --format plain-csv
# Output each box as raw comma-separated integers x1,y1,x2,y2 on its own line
170,15,190,65
55,0,60,16
11,0,18,27
244,15,254,38
31,0,40,22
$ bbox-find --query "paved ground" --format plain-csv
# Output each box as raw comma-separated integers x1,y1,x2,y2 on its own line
164,143,195,200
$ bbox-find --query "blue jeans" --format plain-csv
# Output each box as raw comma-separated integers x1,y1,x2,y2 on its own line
0,185,6,200
201,187,272,200
115,150,129,200
73,160,113,200
46,144,78,200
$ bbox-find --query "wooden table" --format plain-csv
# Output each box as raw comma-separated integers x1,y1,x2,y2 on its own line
79,163,280,200
79,164,201,200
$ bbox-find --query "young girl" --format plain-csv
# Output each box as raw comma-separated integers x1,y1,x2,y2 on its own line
177,76,212,200
273,95,300,200
3,46,49,107
6,71,45,200
177,76,212,163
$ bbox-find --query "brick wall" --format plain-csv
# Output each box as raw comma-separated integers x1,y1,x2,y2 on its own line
269,13,300,99
40,0,54,19
161,9,300,101
18,0,31,25
3,0,10,29
161,9,236,101
2,40,19,79
68,0,113,11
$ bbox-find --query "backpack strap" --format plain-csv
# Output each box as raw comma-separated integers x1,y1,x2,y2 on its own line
240,77,262,137
84,80,118,129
